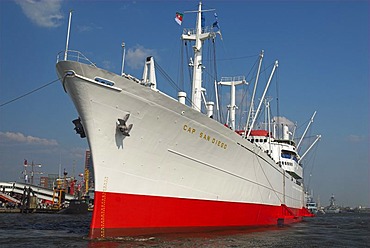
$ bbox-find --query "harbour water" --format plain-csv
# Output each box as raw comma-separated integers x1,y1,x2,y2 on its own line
0,212,369,247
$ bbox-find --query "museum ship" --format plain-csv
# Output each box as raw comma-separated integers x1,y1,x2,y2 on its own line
56,2,315,239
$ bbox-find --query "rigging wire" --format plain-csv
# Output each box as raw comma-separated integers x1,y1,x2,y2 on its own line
255,153,284,204
185,41,193,84
155,62,181,92
179,39,185,91
298,119,314,155
294,117,316,154
236,55,260,129
275,66,280,138
212,37,222,123
155,61,197,109
0,78,61,108
216,54,259,61
303,141,320,190
243,61,277,130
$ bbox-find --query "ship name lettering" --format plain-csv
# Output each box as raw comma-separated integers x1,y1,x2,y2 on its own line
199,132,211,141
182,124,227,150
183,124,196,134
200,132,227,150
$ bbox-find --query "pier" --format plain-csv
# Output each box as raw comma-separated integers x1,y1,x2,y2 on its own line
0,181,77,213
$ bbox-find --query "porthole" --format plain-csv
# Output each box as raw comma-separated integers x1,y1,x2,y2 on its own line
95,77,115,86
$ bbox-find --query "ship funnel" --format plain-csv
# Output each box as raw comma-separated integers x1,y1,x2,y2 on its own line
206,101,214,118
142,56,157,90
178,91,187,104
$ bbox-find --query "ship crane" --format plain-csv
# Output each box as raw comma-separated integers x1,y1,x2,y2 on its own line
246,50,264,130
297,111,317,150
245,60,278,138
298,134,321,163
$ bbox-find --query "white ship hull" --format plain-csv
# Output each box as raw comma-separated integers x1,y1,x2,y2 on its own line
57,61,311,238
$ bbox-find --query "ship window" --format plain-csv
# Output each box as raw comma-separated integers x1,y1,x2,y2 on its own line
281,153,290,159
95,77,115,86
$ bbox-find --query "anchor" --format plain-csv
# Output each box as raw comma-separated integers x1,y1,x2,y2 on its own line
117,114,133,136
72,117,86,138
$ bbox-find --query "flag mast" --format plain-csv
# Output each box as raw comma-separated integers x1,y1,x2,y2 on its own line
64,10,73,60
191,2,203,111
182,2,216,112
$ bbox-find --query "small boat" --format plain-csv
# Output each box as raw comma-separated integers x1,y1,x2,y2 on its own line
57,199,88,214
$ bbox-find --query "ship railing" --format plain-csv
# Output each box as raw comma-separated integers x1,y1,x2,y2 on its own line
220,76,246,82
183,26,216,36
56,50,97,67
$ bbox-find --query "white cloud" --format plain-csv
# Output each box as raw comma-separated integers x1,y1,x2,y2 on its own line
15,0,64,28
0,131,58,146
126,45,157,70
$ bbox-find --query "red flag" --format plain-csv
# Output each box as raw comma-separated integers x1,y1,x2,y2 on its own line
175,12,183,25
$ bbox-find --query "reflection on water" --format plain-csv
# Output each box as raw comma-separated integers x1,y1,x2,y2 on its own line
0,212,369,247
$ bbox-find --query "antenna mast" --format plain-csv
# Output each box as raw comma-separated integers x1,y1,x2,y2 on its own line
64,10,73,60
121,41,126,75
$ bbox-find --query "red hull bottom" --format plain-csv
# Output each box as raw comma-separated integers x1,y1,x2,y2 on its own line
89,191,313,239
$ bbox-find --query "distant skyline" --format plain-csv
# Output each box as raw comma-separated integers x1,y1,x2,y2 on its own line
0,0,368,207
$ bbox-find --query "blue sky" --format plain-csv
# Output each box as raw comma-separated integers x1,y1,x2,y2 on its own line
0,0,368,208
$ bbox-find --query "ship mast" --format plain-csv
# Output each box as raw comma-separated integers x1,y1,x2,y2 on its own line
191,2,203,111
182,2,216,112
219,76,246,131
